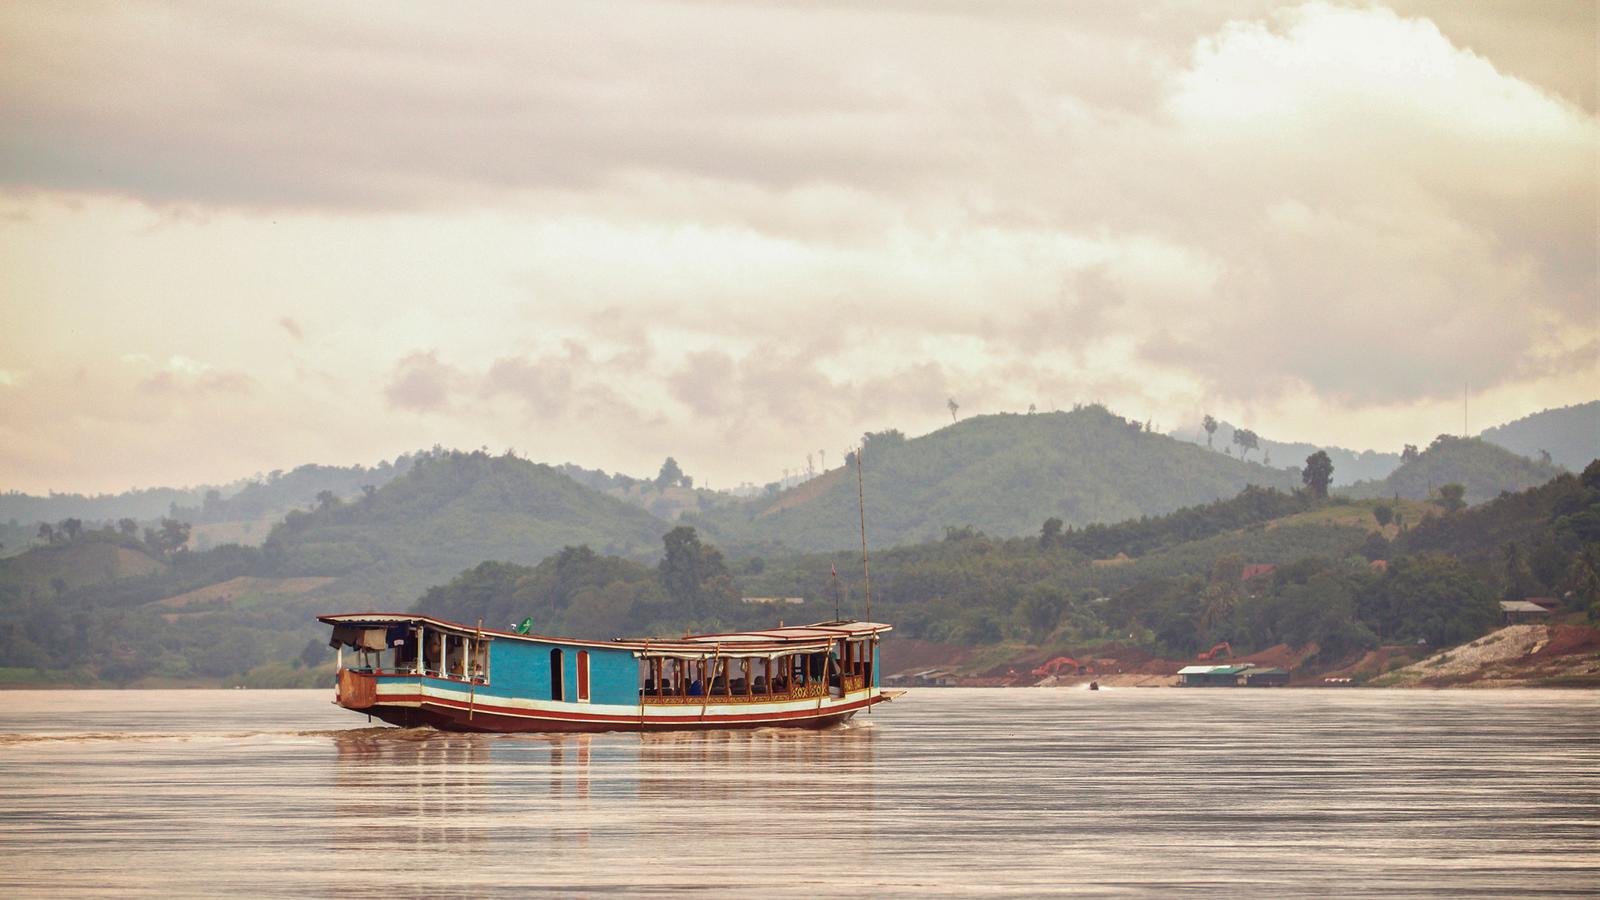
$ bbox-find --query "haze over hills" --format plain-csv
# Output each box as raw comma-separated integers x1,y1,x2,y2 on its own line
1477,401,1599,472
1342,435,1568,506
1170,401,1597,486
685,405,1299,554
1170,420,1401,484
0,451,674,685
264,451,669,604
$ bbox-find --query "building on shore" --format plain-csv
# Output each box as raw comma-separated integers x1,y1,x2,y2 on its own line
1243,667,1290,687
1499,600,1551,625
1177,664,1255,686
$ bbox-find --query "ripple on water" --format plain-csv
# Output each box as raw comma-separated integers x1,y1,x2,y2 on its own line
0,688,1596,896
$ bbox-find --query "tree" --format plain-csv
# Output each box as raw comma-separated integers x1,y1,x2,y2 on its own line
1538,448,1553,466
947,397,960,423
1202,414,1218,449
297,638,326,668
1302,451,1334,499
1012,587,1068,641
1232,428,1260,461
1039,517,1064,549
1501,542,1541,600
1564,546,1600,622
36,523,55,544
1361,531,1389,562
658,525,730,617
315,490,340,512
117,518,139,537
1401,444,1420,464
149,517,191,556
1373,505,1393,530
1366,554,1497,646
1434,483,1467,514
58,518,84,541
655,457,684,490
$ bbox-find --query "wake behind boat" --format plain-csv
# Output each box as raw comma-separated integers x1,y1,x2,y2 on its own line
320,613,893,733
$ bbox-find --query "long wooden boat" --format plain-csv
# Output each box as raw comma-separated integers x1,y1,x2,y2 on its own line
319,613,894,733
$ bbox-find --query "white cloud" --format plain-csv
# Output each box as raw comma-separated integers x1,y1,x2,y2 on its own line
0,1,1593,492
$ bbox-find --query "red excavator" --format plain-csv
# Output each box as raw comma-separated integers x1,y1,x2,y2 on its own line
1031,656,1090,678
1197,642,1234,660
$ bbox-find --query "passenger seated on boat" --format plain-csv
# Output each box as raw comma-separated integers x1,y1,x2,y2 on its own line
643,678,655,694
770,676,787,692
751,676,767,694
710,675,728,694
729,677,746,694
688,679,703,696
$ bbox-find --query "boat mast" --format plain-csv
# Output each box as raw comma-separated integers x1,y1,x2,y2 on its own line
856,442,872,625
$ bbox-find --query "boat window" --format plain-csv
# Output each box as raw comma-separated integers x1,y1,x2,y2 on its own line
471,639,489,682
392,631,418,672
550,648,564,701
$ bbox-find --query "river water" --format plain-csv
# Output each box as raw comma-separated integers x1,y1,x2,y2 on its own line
0,688,1596,896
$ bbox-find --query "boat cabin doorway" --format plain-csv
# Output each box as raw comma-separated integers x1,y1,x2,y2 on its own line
550,648,564,701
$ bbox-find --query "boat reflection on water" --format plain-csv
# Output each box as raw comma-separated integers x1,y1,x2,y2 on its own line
327,722,878,882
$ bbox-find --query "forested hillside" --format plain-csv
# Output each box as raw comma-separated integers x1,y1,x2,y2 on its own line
1170,419,1401,484
412,468,1600,674
263,450,668,602
1343,435,1568,506
0,485,213,528
1477,401,1598,472
686,406,1297,554
0,451,672,686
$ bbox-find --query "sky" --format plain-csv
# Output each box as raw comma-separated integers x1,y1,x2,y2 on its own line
1,0,1595,495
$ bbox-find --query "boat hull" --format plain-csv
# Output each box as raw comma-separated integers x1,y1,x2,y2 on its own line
336,671,886,733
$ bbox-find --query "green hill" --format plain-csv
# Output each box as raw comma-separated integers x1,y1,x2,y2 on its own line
0,451,673,685
686,406,1298,554
262,450,670,603
0,532,165,597
1478,401,1598,473
1343,435,1567,506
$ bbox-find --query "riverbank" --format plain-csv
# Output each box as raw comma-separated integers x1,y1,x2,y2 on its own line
884,624,1600,689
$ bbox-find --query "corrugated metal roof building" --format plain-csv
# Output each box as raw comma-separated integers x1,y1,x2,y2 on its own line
1178,664,1254,686
1243,667,1290,687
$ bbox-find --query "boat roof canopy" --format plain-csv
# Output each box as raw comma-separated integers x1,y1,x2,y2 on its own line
317,613,890,654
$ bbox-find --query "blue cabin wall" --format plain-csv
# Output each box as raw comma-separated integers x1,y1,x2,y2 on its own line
873,643,881,688
482,638,636,705
484,639,552,700
588,649,638,705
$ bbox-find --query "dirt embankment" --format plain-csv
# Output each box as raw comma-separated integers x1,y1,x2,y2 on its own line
885,625,1600,689
1374,624,1600,688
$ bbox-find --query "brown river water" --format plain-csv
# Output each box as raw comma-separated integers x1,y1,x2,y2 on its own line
0,687,1596,896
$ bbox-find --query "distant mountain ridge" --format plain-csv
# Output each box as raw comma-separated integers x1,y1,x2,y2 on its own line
685,406,1299,554
1342,435,1565,506
1171,400,1597,487
1169,420,1400,484
262,450,671,604
1477,401,1598,472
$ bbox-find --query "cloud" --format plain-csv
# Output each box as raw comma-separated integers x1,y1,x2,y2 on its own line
384,352,468,413
0,1,1594,493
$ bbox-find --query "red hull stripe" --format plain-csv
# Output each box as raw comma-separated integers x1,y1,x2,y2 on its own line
376,691,882,725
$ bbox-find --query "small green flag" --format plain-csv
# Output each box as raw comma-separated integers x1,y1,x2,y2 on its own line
517,617,533,635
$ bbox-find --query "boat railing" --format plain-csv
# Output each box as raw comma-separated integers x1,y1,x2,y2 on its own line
341,665,486,684
640,679,834,705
